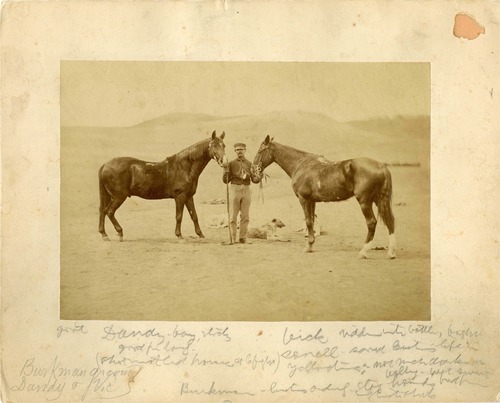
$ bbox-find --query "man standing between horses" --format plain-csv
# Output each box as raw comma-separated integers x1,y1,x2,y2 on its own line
222,142,260,244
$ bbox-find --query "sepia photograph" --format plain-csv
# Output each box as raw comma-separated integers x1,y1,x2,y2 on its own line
2,1,499,402
60,61,430,322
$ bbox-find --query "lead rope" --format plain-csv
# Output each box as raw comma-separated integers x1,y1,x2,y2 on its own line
258,180,264,204
257,173,270,205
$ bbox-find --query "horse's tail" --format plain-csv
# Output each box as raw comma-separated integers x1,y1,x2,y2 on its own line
377,166,395,234
98,165,111,218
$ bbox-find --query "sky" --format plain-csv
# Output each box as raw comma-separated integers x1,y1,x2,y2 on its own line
61,61,430,127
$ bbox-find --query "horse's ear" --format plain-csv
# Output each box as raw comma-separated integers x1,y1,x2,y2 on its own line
264,135,270,145
220,131,225,139
211,130,216,139
271,137,274,142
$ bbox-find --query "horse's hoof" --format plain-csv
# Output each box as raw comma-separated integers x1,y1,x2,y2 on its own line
199,234,206,239
303,246,313,253
118,236,124,242
178,238,187,244
387,252,396,259
102,235,110,242
358,252,368,259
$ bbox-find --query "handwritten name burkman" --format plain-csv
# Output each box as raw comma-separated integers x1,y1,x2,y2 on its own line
180,381,351,397
11,355,141,401
180,381,256,396
11,357,66,400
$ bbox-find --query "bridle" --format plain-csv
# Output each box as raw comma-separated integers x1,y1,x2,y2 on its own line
252,143,273,205
208,138,226,167
252,143,273,176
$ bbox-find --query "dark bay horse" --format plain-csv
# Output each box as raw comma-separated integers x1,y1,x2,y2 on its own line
252,135,396,258
98,130,227,241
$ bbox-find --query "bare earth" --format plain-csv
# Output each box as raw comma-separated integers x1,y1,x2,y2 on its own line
60,113,430,321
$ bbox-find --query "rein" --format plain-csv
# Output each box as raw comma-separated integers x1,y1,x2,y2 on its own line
257,172,271,204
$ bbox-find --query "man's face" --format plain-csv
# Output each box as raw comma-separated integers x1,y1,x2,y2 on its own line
235,147,246,159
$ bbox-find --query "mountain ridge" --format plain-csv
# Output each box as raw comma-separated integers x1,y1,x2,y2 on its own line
62,111,429,166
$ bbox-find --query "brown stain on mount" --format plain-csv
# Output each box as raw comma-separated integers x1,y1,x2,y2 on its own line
128,368,140,384
453,13,485,40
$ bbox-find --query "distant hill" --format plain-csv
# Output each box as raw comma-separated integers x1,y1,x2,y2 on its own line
63,111,429,167
129,110,386,150
132,113,222,128
348,115,430,139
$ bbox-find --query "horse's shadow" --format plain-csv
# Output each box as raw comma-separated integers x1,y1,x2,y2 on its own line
120,236,215,244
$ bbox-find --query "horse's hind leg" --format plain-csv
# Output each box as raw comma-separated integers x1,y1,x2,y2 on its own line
379,203,396,259
387,233,397,259
99,204,110,241
383,218,396,259
99,172,112,241
357,200,377,259
185,196,204,238
106,196,127,241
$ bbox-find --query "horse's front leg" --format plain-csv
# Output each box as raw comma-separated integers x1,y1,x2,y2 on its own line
299,196,316,253
174,195,187,241
185,196,205,238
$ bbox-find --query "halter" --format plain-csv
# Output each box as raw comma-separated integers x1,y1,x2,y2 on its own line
208,138,225,166
253,142,273,173
253,142,274,204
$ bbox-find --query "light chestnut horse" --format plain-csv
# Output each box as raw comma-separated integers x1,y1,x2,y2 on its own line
252,135,396,258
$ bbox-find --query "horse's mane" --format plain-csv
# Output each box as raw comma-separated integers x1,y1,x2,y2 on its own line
271,141,319,159
166,137,210,162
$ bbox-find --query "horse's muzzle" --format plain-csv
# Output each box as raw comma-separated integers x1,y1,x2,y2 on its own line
251,164,263,182
216,155,228,167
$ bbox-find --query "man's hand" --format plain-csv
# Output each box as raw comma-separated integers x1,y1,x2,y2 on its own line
250,165,263,183
251,164,261,177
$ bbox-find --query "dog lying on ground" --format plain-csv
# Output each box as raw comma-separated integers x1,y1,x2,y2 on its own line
247,218,289,241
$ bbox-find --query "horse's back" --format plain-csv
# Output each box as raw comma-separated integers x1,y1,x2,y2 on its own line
100,157,165,197
350,157,387,171
292,156,389,202
101,157,146,171
348,158,388,182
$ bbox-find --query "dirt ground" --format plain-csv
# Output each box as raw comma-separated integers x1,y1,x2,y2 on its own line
60,121,430,321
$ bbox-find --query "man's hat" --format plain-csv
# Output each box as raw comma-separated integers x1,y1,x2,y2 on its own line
234,143,246,150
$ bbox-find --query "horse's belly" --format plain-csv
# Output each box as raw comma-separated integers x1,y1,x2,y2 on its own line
313,186,353,202
129,167,171,199
130,174,194,200
130,182,170,199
